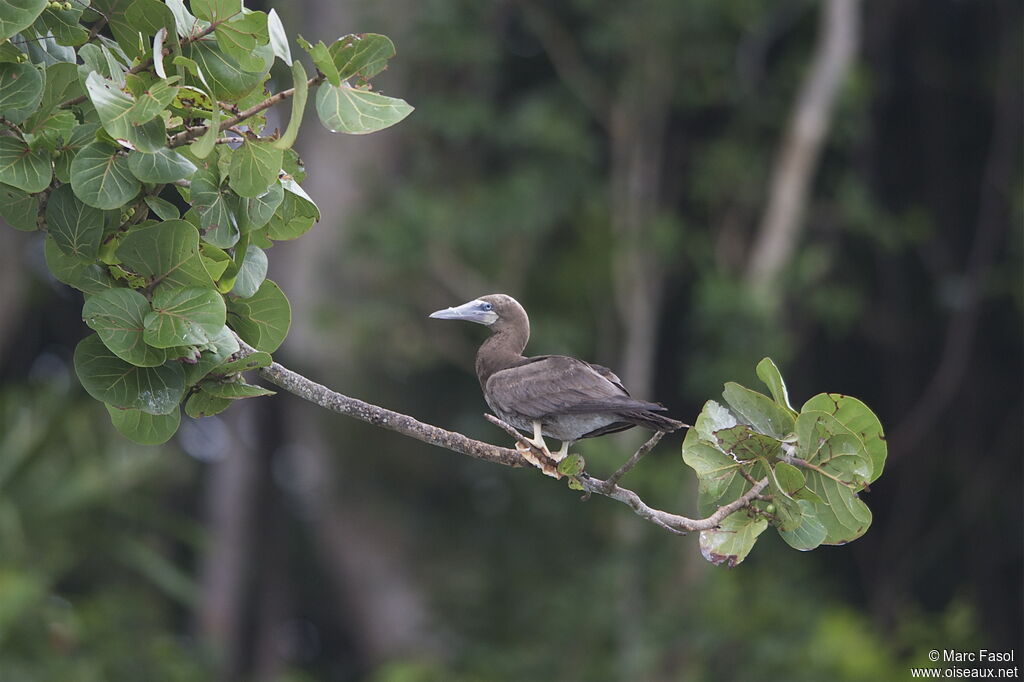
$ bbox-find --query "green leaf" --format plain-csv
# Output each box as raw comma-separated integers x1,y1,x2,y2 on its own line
44,236,114,293
226,278,289,352
0,61,43,124
39,4,89,46
181,324,238,385
315,83,413,135
801,393,887,483
197,378,274,399
682,422,749,517
53,121,98,183
181,38,269,100
69,140,140,209
713,424,781,461
124,0,177,39
215,11,267,72
144,195,179,220
190,163,238,247
0,183,39,231
25,109,76,152
756,357,796,414
127,148,196,182
104,403,180,444
772,460,806,496
556,453,584,477
297,36,339,86
85,71,136,142
0,136,51,192
74,333,185,414
236,180,282,232
265,9,290,65
190,0,240,24
143,283,226,348
262,178,317,240
25,62,80,130
164,0,200,38
778,500,828,551
45,184,103,260
0,0,47,41
698,511,767,568
128,77,179,124
328,33,395,83
116,219,213,288
796,410,872,487
184,389,232,418
765,467,803,532
273,60,306,150
227,139,281,198
229,244,266,298
83,287,168,367
722,382,794,439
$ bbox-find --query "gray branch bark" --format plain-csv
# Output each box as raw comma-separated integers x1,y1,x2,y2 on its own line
746,0,861,293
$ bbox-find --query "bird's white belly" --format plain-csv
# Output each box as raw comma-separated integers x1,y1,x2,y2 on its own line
541,413,619,441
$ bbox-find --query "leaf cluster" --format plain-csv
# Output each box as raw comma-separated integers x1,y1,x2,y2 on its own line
0,0,413,443
683,358,887,566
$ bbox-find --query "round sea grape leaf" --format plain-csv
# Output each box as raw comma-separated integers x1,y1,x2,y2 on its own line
229,244,266,298
70,140,140,209
215,11,269,72
315,83,413,135
795,410,872,487
0,183,40,231
190,164,239,247
0,136,52,193
143,283,226,348
181,40,269,100
184,389,232,418
144,195,180,220
327,33,395,83
778,500,828,551
127,148,197,183
713,424,781,461
227,139,282,198
190,0,241,24
45,184,104,260
263,181,318,241
236,180,283,233
722,382,795,439
84,71,135,142
0,0,48,41
226,278,290,352
698,511,768,568
104,403,180,444
74,334,185,414
44,236,114,293
116,220,213,288
82,287,167,367
0,61,43,124
53,122,99,183
801,393,886,483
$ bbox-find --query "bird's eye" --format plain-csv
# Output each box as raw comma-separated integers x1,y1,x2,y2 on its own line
481,302,493,311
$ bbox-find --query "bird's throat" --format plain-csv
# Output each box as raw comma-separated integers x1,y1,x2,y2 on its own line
475,328,527,388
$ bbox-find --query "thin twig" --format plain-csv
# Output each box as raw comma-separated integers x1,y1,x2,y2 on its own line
234,338,770,536
605,431,664,488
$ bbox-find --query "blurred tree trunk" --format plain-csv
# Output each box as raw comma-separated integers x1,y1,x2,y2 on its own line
746,0,861,299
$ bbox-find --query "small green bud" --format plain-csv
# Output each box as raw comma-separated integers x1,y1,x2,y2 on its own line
63,1,73,9
765,504,776,514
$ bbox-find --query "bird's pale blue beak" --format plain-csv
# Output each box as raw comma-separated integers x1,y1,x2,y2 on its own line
429,299,497,325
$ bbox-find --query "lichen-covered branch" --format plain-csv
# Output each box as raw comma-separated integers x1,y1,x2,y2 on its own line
239,341,768,535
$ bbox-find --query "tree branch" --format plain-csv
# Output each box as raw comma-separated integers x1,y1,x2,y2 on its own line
236,340,768,535
167,75,325,148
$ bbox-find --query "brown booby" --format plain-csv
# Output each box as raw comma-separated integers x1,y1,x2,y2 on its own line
430,294,684,469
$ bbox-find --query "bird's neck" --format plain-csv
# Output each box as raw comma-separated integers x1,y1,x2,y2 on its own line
475,327,528,388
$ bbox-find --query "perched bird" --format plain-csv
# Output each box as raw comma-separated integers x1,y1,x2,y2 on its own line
429,294,684,471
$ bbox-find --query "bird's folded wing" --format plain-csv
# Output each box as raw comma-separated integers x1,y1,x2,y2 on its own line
486,356,662,420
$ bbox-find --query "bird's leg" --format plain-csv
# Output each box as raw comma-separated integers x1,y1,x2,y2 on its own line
549,440,571,462
513,421,561,478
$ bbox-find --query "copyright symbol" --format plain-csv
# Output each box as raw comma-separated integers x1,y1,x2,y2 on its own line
929,650,940,661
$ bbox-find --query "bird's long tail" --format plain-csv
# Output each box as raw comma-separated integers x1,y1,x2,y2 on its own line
623,410,688,433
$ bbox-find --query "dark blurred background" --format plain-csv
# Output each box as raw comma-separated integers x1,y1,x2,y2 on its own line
0,0,1020,680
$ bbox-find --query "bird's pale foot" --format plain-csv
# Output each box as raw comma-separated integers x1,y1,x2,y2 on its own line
514,440,562,479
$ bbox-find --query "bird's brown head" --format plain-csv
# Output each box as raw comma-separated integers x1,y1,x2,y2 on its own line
429,294,529,338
